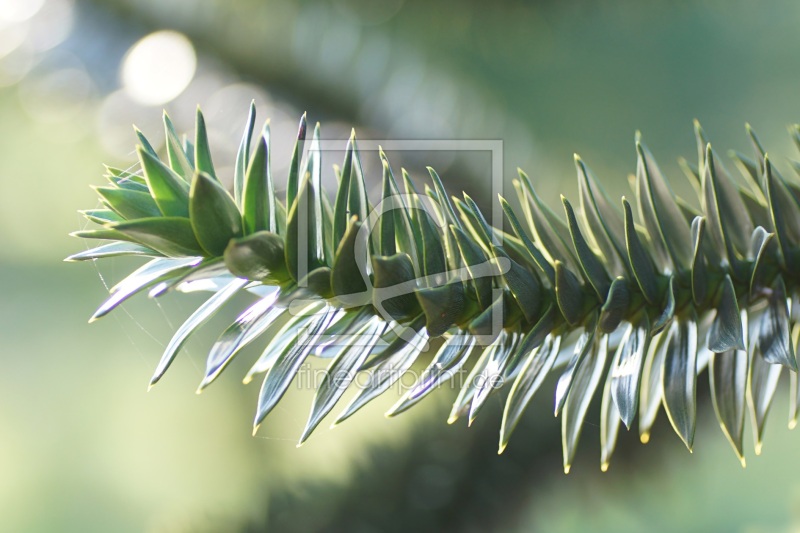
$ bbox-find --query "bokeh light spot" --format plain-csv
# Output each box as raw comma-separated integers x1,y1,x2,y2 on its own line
121,31,196,106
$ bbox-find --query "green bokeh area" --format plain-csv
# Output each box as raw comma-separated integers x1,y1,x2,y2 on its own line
2,1,800,531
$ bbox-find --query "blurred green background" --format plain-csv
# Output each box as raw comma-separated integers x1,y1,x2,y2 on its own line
2,0,800,531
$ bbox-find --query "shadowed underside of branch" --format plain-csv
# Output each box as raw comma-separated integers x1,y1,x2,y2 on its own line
68,103,800,472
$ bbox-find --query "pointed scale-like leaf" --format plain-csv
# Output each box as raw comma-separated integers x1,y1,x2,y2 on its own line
662,318,699,450
242,123,276,234
562,333,608,474
285,113,307,212
81,209,124,225
622,197,660,305
371,253,420,321
600,358,622,472
468,332,519,425
243,301,325,384
333,131,356,247
516,169,580,273
555,261,587,327
690,216,709,307
491,245,541,324
702,145,753,275
575,155,628,277
639,329,668,443
336,317,428,424
163,112,194,180
749,226,775,297
500,321,561,452
233,101,257,205
610,316,650,428
709,348,748,466
452,226,493,309
134,125,158,158
379,153,419,273
110,217,205,257
65,241,158,262
150,278,248,387
748,341,782,455
562,197,611,300
285,163,326,282
707,274,745,353
190,172,243,256
790,324,800,429
765,157,800,271
555,311,598,416
448,331,507,425
758,276,797,370
137,146,190,217
499,196,555,285
636,140,693,271
387,330,477,417
89,257,201,321
598,277,630,334
299,315,385,444
331,218,369,303
95,186,162,220
194,107,216,179
223,231,289,283
253,306,342,432
197,287,283,390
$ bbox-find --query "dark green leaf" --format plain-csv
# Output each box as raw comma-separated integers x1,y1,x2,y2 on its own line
562,334,607,473
555,261,586,327
331,218,369,304
163,111,194,180
622,198,660,305
575,155,627,276
690,216,709,306
194,107,216,179
758,276,796,370
636,140,692,270
190,171,243,256
110,217,204,257
598,277,630,333
242,125,276,234
562,197,611,300
554,311,597,415
492,245,541,324
709,349,748,465
499,196,554,285
286,113,307,212
372,253,420,320
652,275,676,335
708,275,745,353
223,231,289,282
137,146,190,217
748,343,782,455
662,318,698,450
639,329,668,442
95,186,162,220
234,101,257,204
516,170,580,273
610,316,650,428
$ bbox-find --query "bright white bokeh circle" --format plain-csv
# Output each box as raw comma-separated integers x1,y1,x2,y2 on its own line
121,30,196,106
